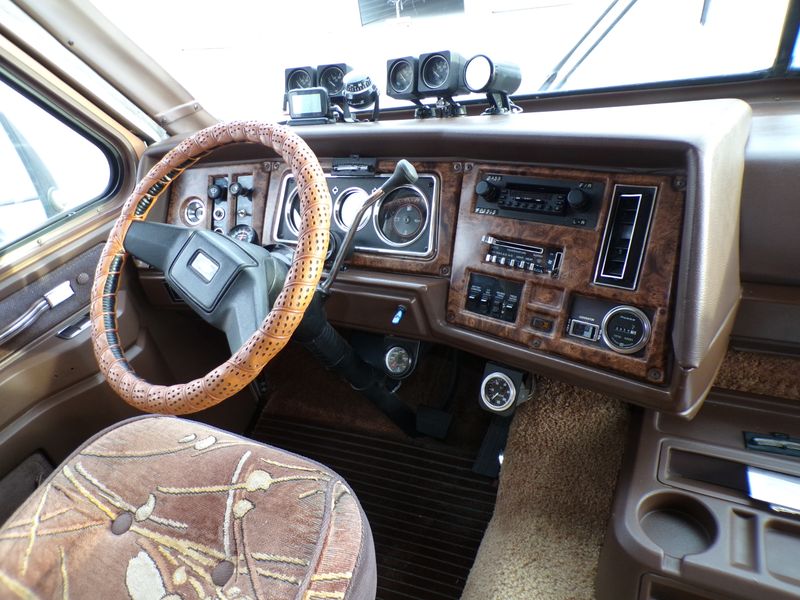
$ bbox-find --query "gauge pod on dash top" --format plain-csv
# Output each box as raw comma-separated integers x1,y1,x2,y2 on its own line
417,51,468,97
317,63,352,97
284,66,317,92
386,56,419,100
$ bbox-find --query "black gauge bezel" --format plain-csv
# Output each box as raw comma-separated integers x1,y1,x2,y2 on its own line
422,54,450,90
285,66,317,91
317,63,350,95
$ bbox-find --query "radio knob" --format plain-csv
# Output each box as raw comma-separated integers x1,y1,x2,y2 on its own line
476,180,500,202
567,188,589,210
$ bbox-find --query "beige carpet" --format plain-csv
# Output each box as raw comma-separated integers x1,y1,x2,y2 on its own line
461,378,629,600
714,349,800,400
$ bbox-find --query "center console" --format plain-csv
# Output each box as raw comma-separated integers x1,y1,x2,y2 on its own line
598,391,800,600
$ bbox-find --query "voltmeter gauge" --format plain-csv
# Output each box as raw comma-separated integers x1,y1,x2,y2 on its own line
480,372,516,413
384,346,413,378
228,224,258,244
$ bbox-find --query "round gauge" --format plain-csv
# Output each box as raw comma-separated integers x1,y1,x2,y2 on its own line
389,59,414,94
335,188,371,231
183,198,205,226
601,306,651,354
464,54,493,92
480,372,516,413
285,188,303,235
319,66,346,95
287,69,313,90
384,346,413,378
422,54,450,89
375,186,429,246
392,204,424,238
228,224,258,244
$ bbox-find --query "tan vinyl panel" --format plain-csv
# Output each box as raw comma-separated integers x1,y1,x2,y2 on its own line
10,0,216,133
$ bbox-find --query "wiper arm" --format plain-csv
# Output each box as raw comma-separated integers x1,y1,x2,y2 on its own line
539,0,639,92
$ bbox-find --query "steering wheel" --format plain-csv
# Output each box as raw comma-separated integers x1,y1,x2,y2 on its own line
90,121,330,414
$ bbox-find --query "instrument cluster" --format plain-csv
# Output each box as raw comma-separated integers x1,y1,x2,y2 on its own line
273,170,439,258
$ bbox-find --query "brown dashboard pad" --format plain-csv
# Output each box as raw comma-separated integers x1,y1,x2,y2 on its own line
91,122,331,414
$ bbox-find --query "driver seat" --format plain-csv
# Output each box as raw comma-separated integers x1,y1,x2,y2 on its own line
0,416,376,599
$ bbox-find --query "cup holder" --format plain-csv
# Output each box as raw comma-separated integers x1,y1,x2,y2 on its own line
638,492,717,558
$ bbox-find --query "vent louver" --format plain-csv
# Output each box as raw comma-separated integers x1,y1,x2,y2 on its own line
594,185,657,290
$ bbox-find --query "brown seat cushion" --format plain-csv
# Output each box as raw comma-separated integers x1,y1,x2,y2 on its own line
0,416,376,599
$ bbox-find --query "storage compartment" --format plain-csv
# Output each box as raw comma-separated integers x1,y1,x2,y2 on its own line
639,493,717,558
765,522,800,585
640,574,731,600
596,391,800,600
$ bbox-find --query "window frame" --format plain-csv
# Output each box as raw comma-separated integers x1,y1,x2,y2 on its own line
0,69,124,256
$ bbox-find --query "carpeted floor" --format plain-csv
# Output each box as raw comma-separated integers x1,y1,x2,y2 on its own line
714,349,800,400
461,378,630,600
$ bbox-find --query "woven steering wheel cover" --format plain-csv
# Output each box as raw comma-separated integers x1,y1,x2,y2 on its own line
90,122,331,414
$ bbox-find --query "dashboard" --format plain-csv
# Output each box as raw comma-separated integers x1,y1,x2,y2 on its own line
138,99,751,417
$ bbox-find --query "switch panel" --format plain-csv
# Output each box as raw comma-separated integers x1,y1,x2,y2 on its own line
481,235,562,277
465,273,523,323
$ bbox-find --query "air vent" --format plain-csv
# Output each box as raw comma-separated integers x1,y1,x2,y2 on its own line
594,185,657,290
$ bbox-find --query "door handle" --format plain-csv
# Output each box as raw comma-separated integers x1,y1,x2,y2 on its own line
0,281,74,346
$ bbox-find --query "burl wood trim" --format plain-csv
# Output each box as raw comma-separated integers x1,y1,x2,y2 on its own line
167,161,271,240
264,160,462,276
446,164,684,383
91,122,331,414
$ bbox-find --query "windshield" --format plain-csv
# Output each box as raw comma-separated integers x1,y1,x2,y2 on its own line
90,0,791,121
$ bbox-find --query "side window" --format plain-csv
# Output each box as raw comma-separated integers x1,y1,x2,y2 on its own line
0,79,113,250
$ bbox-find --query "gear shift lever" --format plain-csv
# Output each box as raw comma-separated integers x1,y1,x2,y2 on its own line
318,159,418,295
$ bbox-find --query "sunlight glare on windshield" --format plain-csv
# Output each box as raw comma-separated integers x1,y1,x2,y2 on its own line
89,0,790,120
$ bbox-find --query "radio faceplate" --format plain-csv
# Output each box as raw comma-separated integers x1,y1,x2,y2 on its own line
474,173,604,228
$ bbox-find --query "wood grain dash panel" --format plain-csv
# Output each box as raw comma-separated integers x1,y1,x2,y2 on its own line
446,164,684,383
166,161,271,241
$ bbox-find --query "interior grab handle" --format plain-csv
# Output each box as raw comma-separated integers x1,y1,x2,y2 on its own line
0,281,74,346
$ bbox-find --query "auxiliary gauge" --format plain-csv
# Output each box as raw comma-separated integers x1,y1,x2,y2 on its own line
384,346,413,378
601,305,651,354
480,372,516,413
228,224,258,244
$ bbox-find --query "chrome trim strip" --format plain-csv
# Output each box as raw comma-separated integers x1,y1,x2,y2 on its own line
593,184,658,291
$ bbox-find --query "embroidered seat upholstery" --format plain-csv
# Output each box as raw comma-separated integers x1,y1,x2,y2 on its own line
0,416,376,599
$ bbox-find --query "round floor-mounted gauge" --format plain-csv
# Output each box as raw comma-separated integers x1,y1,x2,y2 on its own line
601,305,651,354
480,372,516,413
384,346,413,378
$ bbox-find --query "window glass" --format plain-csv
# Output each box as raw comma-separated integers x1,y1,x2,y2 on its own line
0,79,112,249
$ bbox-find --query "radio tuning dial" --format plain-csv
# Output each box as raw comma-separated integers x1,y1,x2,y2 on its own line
476,180,499,202
567,188,589,210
